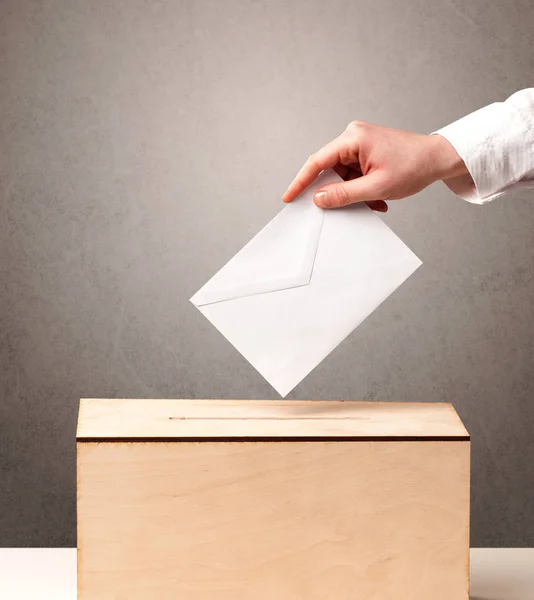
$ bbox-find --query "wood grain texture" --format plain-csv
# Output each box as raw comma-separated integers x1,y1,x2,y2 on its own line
77,399,469,439
78,439,470,600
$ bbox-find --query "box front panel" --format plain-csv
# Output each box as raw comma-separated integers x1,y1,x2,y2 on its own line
78,440,469,600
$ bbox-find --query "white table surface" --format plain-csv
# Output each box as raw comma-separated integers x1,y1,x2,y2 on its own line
0,548,532,599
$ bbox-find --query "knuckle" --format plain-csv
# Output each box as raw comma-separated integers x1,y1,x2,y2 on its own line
346,119,365,131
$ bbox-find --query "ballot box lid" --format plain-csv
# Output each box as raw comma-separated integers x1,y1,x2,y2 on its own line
76,399,469,441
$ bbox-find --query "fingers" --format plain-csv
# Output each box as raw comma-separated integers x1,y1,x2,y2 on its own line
282,138,344,203
333,164,350,180
334,163,362,181
314,171,389,208
366,200,388,213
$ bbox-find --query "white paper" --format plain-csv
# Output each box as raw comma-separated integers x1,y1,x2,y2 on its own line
191,169,422,396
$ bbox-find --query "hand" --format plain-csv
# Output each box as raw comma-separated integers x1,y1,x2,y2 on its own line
282,121,469,211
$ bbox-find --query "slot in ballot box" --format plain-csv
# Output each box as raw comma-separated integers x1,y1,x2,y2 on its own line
77,399,470,600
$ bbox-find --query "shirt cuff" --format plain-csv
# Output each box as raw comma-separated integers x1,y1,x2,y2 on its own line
434,95,534,204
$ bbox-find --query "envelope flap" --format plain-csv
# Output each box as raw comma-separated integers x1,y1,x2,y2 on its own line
191,170,341,307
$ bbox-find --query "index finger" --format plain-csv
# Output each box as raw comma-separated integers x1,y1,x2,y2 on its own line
282,138,343,203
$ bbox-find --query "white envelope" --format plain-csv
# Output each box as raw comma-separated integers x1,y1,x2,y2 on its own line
191,169,422,396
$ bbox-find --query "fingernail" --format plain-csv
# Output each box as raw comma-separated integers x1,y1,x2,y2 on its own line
314,191,330,208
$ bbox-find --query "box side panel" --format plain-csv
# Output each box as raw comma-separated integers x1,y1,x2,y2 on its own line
77,440,469,600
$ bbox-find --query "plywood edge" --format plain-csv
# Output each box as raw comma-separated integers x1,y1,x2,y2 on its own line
77,435,470,443
76,398,89,440
446,403,470,438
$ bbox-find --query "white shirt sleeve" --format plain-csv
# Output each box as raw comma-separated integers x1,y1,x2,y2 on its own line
434,88,534,204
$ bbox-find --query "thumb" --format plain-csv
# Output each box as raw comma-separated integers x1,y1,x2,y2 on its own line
314,171,388,208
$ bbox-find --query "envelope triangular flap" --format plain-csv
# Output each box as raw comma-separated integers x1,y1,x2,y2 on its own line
191,170,341,307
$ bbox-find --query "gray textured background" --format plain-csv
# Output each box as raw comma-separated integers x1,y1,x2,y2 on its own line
1,0,533,548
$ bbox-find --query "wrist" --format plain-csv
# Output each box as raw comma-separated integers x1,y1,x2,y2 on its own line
427,134,469,181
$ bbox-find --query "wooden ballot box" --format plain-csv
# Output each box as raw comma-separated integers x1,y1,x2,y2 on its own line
77,399,470,600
